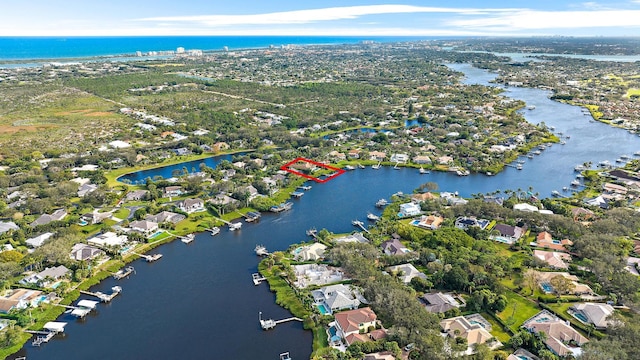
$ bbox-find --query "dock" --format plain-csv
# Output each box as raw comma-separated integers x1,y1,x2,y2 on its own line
280,352,292,360
270,202,293,213
30,322,67,347
252,273,267,285
306,228,318,239
259,312,303,330
238,211,261,223
290,191,304,198
79,286,122,303
208,227,221,236
180,234,195,244
132,252,163,262
113,266,135,280
297,185,312,191
352,220,370,233
210,215,242,231
255,244,269,257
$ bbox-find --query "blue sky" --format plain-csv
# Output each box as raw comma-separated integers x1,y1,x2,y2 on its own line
1,1,639,36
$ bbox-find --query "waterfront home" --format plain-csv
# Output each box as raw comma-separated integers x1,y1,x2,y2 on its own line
491,224,526,244
0,288,44,313
412,214,444,230
77,183,98,197
292,264,345,288
87,232,128,247
534,231,573,252
583,195,609,209
30,209,67,227
347,149,360,159
129,220,159,238
70,243,105,262
125,189,148,201
398,202,421,218
437,155,453,165
212,142,229,152
571,207,595,221
311,284,364,315
369,151,386,161
513,203,539,212
455,216,490,230
412,155,432,164
293,243,327,261
602,182,628,196
535,271,593,296
177,198,205,213
163,186,183,197
522,310,588,357
411,192,435,203
421,292,465,314
25,232,54,249
0,221,19,235
569,303,615,329
334,307,379,346
208,194,240,207
381,239,411,256
333,233,369,244
145,211,185,225
387,263,427,284
440,192,468,206
533,250,572,269
172,147,190,156
440,314,500,354
20,265,70,288
328,151,346,160
81,211,112,225
390,153,409,163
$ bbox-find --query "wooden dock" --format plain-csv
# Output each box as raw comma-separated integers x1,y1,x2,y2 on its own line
80,286,122,303
113,266,135,280
259,312,303,330
352,220,370,233
252,273,267,285
133,252,163,262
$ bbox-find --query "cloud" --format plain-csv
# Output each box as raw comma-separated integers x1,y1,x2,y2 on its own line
449,9,640,30
136,5,516,27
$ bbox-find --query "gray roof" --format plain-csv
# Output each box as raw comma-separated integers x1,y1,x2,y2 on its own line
0,221,19,234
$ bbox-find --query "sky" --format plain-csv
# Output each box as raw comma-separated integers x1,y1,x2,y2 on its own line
1,0,639,37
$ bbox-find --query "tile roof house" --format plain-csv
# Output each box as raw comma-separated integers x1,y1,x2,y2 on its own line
570,303,615,329
411,192,435,203
369,151,386,161
163,186,183,197
334,307,379,346
387,263,427,284
535,232,573,252
413,214,444,230
533,250,572,269
146,211,185,224
311,284,363,314
363,352,396,360
20,265,70,287
70,243,105,262
421,292,464,314
440,314,500,353
523,310,588,357
535,271,593,295
129,220,159,237
381,239,411,256
30,209,67,227
0,288,44,313
293,243,327,261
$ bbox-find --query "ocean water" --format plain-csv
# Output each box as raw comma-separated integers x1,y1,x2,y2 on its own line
0,36,425,61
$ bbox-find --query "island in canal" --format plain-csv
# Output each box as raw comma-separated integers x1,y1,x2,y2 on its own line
1,38,640,360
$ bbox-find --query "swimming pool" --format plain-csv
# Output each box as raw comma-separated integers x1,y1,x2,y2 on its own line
317,303,330,315
540,282,554,293
149,231,164,239
573,312,589,323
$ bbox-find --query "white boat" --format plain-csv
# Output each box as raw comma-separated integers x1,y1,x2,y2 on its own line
574,165,586,172
181,234,195,244
229,222,242,231
616,158,624,163
210,227,221,236
634,151,640,156
621,154,630,159
527,154,534,159
352,219,364,227
344,165,355,170
367,213,380,221
419,167,429,174
533,150,541,155
562,187,569,191
372,161,381,169
358,164,365,169
571,179,581,186
255,245,269,256
375,199,388,207
598,160,611,167
551,190,560,197
516,164,523,170
560,141,566,145
527,105,536,110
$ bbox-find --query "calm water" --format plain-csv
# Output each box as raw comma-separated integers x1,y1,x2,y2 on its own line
118,154,239,185
13,64,640,360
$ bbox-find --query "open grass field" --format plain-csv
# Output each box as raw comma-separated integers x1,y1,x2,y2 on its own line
496,289,541,332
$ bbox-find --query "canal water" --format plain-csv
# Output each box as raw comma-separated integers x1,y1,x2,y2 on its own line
14,64,640,360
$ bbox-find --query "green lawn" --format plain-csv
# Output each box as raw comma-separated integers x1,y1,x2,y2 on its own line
113,208,130,219
481,312,512,343
497,289,541,332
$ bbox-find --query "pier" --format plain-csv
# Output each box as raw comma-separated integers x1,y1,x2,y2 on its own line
306,228,318,240
113,266,135,280
280,352,292,360
255,244,269,257
270,202,293,213
352,220,370,233
211,215,243,230
259,312,303,330
132,252,163,262
207,227,221,236
252,273,267,285
290,191,304,198
79,286,122,303
29,322,67,347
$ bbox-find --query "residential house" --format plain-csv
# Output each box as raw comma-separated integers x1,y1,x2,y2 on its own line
0,289,44,313
381,239,411,256
421,292,465,314
390,153,409,163
129,220,159,237
363,352,396,360
328,151,346,160
208,194,240,207
30,209,67,227
413,155,432,164
347,149,361,159
333,233,369,244
437,155,454,165
387,263,427,284
125,189,149,201
412,214,444,230
25,232,54,248
81,211,112,225
163,186,183,197
311,284,364,314
77,183,98,197
535,232,573,252
369,151,386,161
212,142,229,152
0,221,19,235
602,182,628,196
455,217,490,230
507,349,540,360
292,264,345,288
20,265,70,287
87,232,128,247
398,202,421,217
146,211,185,225
491,224,526,244
571,207,595,221
334,307,379,346
411,192,435,203
440,314,500,353
570,303,615,329
583,195,609,209
535,271,593,295
533,250,572,269
293,243,327,261
172,147,190,156
522,310,588,357
70,243,105,262
514,203,539,212
177,198,205,213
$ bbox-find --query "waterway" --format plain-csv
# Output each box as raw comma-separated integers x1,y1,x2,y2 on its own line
14,64,640,360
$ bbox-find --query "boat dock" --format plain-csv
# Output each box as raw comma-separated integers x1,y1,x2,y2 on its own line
113,266,135,280
306,228,318,239
280,352,292,360
60,299,100,318
259,312,303,330
79,286,122,303
30,322,67,346
180,234,195,244
255,244,269,256
297,185,312,191
352,220,370,233
270,202,293,213
290,191,304,198
252,273,267,285
207,227,221,236
133,252,163,262
211,215,243,231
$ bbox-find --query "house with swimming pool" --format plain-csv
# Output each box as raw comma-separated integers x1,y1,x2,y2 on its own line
333,307,382,346
522,310,588,358
569,303,615,329
311,284,365,315
533,231,573,252
440,313,501,355
129,220,159,238
0,288,45,313
491,223,527,244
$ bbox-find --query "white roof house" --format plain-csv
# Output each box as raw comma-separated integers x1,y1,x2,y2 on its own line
387,263,427,284
87,232,128,247
109,140,131,149
293,243,327,261
514,203,539,212
311,284,364,314
0,221,19,235
570,303,615,329
26,232,54,248
399,203,421,218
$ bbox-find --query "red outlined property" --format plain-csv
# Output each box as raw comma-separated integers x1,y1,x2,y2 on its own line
280,157,346,183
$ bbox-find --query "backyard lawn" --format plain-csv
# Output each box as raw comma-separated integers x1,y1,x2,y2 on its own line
497,289,541,332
